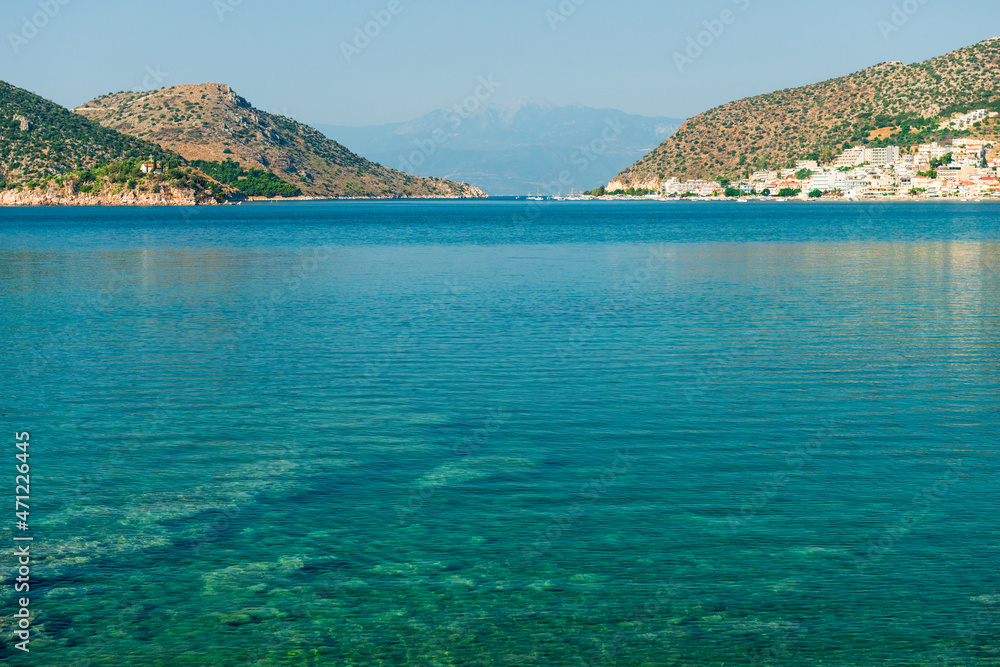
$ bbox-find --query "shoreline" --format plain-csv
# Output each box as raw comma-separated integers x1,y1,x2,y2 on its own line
583,196,1000,203
3,194,1000,207
0,194,489,207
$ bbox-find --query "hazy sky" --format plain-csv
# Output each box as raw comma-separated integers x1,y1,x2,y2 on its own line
2,0,998,127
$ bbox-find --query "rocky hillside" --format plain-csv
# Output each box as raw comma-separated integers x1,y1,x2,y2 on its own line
0,81,173,186
612,38,1000,189
75,84,486,199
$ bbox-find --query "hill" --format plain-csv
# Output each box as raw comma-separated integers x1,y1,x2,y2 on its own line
318,101,682,195
611,38,1000,190
0,81,174,187
74,84,486,199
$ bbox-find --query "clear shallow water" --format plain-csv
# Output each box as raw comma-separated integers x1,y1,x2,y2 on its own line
1,201,999,665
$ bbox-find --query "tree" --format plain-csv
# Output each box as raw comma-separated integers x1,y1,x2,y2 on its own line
795,168,814,181
808,189,823,198
761,188,771,196
930,153,953,169
718,177,731,189
778,188,801,197
724,187,742,198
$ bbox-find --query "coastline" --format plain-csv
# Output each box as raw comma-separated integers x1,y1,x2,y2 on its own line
0,187,219,207
586,195,1000,203
5,196,999,207
0,192,489,207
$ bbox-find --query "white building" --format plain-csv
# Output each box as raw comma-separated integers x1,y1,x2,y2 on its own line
833,147,866,167
949,109,989,128
808,171,840,192
917,143,952,160
865,146,900,166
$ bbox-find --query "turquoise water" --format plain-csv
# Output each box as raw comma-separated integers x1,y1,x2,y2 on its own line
1,201,999,665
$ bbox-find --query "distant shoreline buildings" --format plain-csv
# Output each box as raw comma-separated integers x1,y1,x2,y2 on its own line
608,110,1000,201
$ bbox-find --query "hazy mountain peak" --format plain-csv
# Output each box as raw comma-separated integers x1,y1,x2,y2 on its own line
316,103,684,195
495,98,555,123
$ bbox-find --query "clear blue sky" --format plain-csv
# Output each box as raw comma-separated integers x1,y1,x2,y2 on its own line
2,0,997,127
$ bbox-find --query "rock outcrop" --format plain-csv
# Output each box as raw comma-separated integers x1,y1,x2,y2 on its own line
0,182,220,207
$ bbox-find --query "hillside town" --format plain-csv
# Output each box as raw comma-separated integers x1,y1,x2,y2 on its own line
612,110,1000,200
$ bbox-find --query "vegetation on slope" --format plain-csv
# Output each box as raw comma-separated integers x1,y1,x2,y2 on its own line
0,81,174,187
7,158,241,204
613,37,1000,187
191,159,302,198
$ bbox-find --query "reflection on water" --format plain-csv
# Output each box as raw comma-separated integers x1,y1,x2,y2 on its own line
1,202,999,665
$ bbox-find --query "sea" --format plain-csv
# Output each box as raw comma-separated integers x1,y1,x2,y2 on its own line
1,200,998,665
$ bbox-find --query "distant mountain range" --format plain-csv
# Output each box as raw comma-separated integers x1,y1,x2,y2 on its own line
318,101,682,195
612,37,1000,190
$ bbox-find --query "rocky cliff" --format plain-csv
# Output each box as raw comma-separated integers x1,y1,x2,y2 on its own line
0,179,228,207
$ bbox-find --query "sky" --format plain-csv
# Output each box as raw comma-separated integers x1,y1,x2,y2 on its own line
2,0,998,128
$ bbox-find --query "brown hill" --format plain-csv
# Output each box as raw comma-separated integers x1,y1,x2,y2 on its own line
611,38,1000,189
74,83,485,199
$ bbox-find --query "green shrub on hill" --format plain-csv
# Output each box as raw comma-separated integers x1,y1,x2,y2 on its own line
191,159,301,197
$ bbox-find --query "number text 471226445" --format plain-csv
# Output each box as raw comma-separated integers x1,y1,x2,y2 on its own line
13,431,32,653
